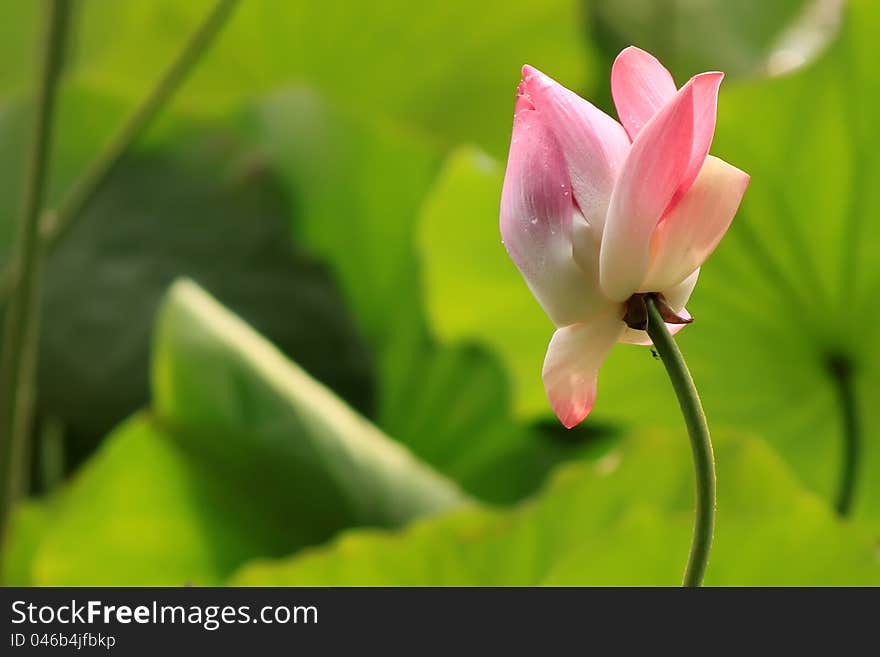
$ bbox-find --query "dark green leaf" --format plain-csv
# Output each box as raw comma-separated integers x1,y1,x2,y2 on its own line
32,116,375,466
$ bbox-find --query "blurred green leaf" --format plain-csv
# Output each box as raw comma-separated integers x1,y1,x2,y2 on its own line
232,429,880,585
675,0,880,525
30,415,272,585
153,279,467,527
239,91,611,503
20,281,467,585
0,1,39,95
586,0,841,84
380,340,619,503
23,106,374,466
236,89,440,353
0,86,193,263
0,0,601,506
235,92,438,481
0,0,591,156
4,82,600,505
0,499,52,585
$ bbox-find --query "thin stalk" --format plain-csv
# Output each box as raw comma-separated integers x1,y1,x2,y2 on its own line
0,0,71,547
828,354,859,516
644,295,716,587
40,0,240,245
0,0,240,557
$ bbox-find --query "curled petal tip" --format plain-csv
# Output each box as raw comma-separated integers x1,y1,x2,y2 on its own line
657,300,693,325
521,63,541,80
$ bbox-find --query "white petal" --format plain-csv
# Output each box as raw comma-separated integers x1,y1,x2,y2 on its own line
641,156,749,292
662,268,700,310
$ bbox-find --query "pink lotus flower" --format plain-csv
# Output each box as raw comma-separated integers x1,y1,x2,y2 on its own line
500,46,749,428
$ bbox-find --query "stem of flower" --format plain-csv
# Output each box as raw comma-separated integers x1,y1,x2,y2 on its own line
0,0,70,551
644,295,716,587
828,354,859,516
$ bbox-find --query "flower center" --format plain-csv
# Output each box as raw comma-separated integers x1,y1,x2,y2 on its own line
622,293,693,331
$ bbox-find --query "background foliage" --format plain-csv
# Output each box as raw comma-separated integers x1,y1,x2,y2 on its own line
1,0,878,586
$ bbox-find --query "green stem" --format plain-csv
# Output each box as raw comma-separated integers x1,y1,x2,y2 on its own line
644,296,716,587
0,0,70,548
828,354,859,516
40,0,240,245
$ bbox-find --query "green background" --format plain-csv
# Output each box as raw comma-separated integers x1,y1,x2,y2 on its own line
2,0,878,586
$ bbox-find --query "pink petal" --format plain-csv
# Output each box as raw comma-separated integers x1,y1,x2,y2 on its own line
500,106,607,327
542,307,623,428
667,72,725,213
643,157,749,292
611,46,677,140
600,72,724,302
519,65,630,228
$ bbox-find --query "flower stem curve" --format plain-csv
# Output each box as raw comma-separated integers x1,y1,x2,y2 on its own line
644,295,716,587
